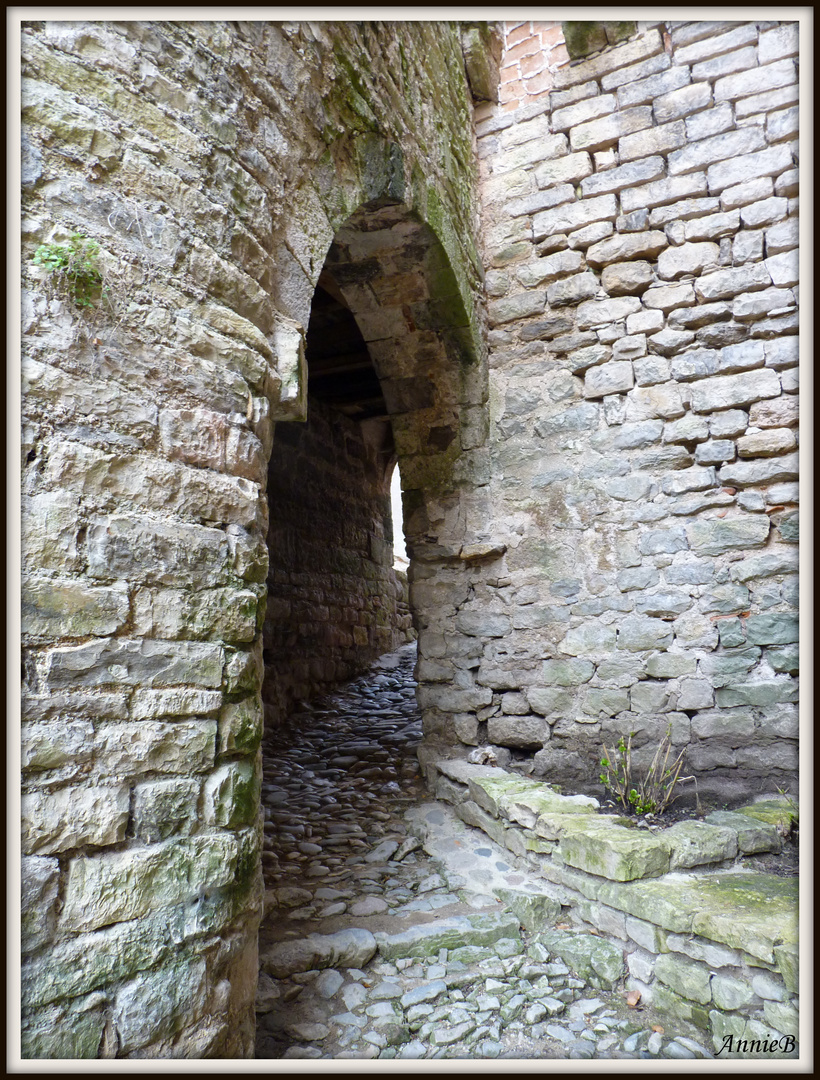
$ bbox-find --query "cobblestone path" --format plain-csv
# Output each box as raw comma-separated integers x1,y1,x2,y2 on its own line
255,643,713,1061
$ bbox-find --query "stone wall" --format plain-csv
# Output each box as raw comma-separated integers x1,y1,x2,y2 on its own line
20,19,488,1058
264,393,411,730
459,18,800,805
19,15,800,1061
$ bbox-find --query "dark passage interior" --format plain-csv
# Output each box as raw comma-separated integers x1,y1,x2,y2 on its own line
262,270,414,732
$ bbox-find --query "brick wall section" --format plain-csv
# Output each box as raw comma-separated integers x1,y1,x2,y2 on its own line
497,22,569,111
474,20,799,804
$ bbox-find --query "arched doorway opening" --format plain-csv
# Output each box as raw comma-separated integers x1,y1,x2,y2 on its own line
261,192,490,744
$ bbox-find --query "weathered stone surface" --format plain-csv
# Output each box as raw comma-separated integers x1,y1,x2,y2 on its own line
21,856,60,953
44,638,224,689
22,785,130,855
654,953,712,1005
586,231,667,268
374,913,520,960
487,715,548,749
583,361,635,398
664,821,738,869
60,834,238,932
704,812,781,854
559,821,671,882
535,930,624,988
22,578,130,639
689,367,781,411
262,929,377,978
686,517,770,556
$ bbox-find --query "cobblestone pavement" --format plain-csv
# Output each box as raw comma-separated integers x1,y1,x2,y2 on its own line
255,643,713,1061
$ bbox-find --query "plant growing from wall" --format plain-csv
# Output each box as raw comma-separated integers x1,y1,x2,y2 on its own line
32,232,106,309
599,726,695,816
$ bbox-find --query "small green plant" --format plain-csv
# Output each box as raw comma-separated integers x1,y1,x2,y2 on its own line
599,726,693,816
32,232,105,309
776,786,799,840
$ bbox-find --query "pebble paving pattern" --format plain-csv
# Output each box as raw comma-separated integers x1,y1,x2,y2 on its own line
255,643,713,1061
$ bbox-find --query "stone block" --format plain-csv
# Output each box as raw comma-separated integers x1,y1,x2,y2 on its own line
706,143,794,194
114,957,208,1055
653,81,713,123
668,126,765,177
632,354,671,383
744,613,799,646
134,586,261,643
203,759,260,827
218,697,263,756
686,517,770,556
524,249,584,286
695,440,735,465
583,361,634,398
580,156,665,198
159,406,265,482
657,242,720,281
551,94,615,131
533,194,618,239
540,659,595,686
455,610,511,637
86,513,230,588
673,23,758,66
619,120,687,162
733,286,796,321
21,994,107,1059
22,785,130,855
718,453,799,486
22,578,130,639
374,914,519,962
488,291,546,325
617,616,674,652
585,231,667,268
763,336,799,372
560,623,617,656
45,637,224,690
21,856,60,953
533,153,594,188
546,272,599,307
131,688,222,720
21,492,82,572
714,57,797,104
621,172,707,215
133,779,201,843
60,834,238,932
773,943,799,994
569,108,654,153
643,282,696,313
559,822,671,882
737,428,796,458
601,49,672,93
94,720,217,778
661,465,716,495
583,687,629,716
689,367,781,412
526,688,574,719
664,821,738,869
552,29,663,90
654,953,712,1005
534,929,624,988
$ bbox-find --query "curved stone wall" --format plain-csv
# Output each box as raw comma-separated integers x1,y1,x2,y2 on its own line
20,19,488,1058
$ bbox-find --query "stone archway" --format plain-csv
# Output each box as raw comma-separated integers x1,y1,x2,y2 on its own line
262,181,492,745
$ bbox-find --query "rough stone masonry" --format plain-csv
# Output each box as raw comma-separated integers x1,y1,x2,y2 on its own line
20,18,798,1059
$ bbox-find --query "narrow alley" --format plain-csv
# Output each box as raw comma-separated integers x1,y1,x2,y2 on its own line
254,643,713,1061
